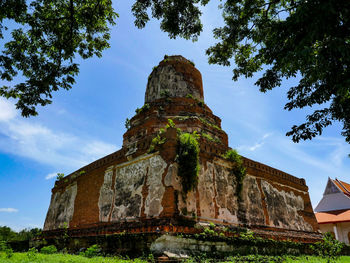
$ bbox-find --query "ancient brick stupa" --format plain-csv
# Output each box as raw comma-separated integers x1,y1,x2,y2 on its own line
43,55,321,254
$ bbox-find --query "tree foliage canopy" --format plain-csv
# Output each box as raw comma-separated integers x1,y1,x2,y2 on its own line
133,0,350,144
2,0,350,145
0,0,117,116
0,226,41,241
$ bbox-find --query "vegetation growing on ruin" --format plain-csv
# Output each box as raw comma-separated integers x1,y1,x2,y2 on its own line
186,94,206,108
124,118,131,130
160,89,170,98
197,100,205,108
146,117,203,195
148,129,166,153
163,55,195,67
201,132,214,141
199,117,222,131
145,118,202,197
163,55,169,62
177,131,200,194
56,173,65,181
201,132,221,144
135,103,150,114
222,149,246,200
148,119,175,153
166,118,176,129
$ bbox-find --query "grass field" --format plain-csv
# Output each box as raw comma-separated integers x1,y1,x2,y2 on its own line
0,252,147,263
283,256,350,262
1,252,350,262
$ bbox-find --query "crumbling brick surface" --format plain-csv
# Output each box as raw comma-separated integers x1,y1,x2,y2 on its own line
43,55,319,243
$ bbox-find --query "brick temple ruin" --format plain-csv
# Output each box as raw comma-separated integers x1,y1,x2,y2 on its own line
43,55,321,255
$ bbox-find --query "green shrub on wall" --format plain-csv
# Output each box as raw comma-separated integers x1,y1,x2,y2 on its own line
148,119,176,153
148,130,166,153
222,149,246,200
135,103,150,114
147,119,200,196
177,131,200,194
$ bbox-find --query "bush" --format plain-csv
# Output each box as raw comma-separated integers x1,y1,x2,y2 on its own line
311,232,344,263
148,131,166,153
0,241,13,258
0,241,7,251
125,118,131,130
56,173,64,181
26,247,38,261
40,245,57,254
135,103,150,114
177,131,200,194
81,244,101,258
4,247,13,258
222,149,246,200
227,255,284,263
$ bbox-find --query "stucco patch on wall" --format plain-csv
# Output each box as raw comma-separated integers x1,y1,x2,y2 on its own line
164,163,179,188
261,180,313,231
144,155,167,217
241,175,265,226
44,182,77,230
104,154,167,221
164,162,195,216
214,163,239,223
98,166,114,222
198,162,216,219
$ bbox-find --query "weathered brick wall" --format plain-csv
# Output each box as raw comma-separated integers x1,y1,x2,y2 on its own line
145,56,203,103
44,132,318,234
43,55,319,241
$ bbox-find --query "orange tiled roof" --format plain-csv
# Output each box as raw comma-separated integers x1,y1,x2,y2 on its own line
338,179,350,193
316,209,350,224
333,179,350,197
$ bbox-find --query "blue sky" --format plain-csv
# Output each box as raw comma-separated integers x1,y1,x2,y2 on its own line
0,1,349,231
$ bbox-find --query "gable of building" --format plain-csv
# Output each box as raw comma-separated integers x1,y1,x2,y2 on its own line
315,178,350,212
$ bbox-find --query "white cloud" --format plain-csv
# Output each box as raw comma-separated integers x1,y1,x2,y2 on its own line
0,98,17,122
45,173,58,180
0,101,118,171
262,133,272,139
312,137,349,167
249,142,264,151
0,208,18,213
239,132,272,152
255,132,350,178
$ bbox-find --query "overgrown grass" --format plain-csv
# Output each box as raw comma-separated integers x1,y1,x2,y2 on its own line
0,252,147,263
2,253,350,263
284,256,350,262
